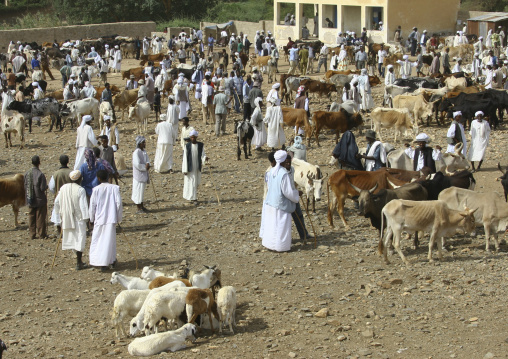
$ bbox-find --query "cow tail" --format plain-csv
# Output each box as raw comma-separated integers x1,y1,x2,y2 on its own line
378,211,385,256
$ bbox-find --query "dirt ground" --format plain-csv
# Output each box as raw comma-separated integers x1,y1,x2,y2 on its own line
1,50,508,359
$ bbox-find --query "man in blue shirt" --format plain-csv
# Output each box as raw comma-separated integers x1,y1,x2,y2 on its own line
288,44,299,75
31,51,40,70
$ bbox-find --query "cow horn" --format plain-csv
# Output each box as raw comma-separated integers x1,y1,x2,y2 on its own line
454,142,463,154
347,180,363,193
322,172,329,180
368,183,378,193
445,165,456,176
387,178,401,189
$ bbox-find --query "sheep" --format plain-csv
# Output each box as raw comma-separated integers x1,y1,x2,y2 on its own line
189,265,222,290
110,272,149,290
186,288,220,333
217,286,237,334
111,289,150,338
140,266,178,281
127,323,197,356
129,281,188,337
143,291,187,335
148,276,192,289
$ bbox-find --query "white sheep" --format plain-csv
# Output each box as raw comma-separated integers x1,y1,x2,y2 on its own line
143,291,187,335
140,266,178,281
129,281,188,337
217,286,237,334
111,289,150,338
190,265,221,289
128,323,197,356
110,272,150,290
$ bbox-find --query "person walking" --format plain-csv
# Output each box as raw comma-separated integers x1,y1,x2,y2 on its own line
132,136,151,214
154,114,177,174
24,155,48,239
213,86,230,136
467,111,491,172
74,115,97,170
182,130,208,204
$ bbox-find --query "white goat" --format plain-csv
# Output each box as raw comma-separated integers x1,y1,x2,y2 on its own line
111,289,150,338
129,281,187,337
190,265,220,289
143,291,187,335
128,323,197,356
110,272,150,290
140,266,165,281
217,286,237,334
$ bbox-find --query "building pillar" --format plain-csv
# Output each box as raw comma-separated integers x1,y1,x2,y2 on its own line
274,1,280,26
361,6,366,32
296,2,303,39
318,3,323,41
337,5,343,35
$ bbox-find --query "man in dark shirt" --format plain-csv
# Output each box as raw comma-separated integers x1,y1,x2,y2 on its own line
24,155,48,239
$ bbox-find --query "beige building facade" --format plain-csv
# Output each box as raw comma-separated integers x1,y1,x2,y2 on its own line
273,0,461,45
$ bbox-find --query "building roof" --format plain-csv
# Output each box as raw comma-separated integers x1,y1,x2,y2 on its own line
468,12,508,22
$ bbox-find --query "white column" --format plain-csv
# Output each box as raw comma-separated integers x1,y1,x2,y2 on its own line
296,2,303,39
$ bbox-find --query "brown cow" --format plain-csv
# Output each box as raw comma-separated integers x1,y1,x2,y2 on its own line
139,53,164,66
312,110,363,146
324,69,359,80
327,168,419,229
0,174,26,227
299,79,337,101
113,88,140,120
282,108,312,137
122,67,144,81
94,85,120,101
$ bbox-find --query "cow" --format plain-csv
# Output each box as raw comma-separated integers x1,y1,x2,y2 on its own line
168,66,195,81
312,110,363,147
384,84,411,107
139,53,165,66
59,97,100,129
392,77,440,92
324,69,359,80
380,199,477,264
329,100,358,114
414,170,476,201
281,108,312,138
1,110,25,149
438,93,499,129
328,74,354,90
45,47,66,59
248,55,271,72
0,174,26,227
128,101,150,135
234,120,254,160
392,93,431,118
326,168,420,229
122,67,144,81
444,76,467,89
299,79,337,101
113,89,139,120
6,97,61,131
292,158,327,213
99,101,114,132
283,76,309,104
383,53,403,73
120,42,136,59
371,108,418,142
497,163,508,201
438,188,508,253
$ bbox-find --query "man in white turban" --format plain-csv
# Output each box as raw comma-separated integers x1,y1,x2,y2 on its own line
467,111,491,172
446,111,467,156
250,97,267,149
404,133,442,173
396,54,418,79
182,130,208,204
263,95,285,149
154,114,177,174
173,77,190,119
51,170,89,270
132,136,150,213
74,115,97,170
260,150,300,252
112,45,122,72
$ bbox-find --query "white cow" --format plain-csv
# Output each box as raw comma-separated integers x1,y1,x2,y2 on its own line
0,90,25,149
371,107,418,142
128,102,150,135
329,100,358,114
99,101,114,132
292,158,327,213
60,97,100,128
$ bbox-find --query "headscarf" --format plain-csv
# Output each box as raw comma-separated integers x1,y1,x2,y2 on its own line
475,111,484,117
331,130,363,170
254,97,263,108
69,170,81,181
189,130,198,137
32,81,42,93
296,86,305,98
272,83,280,89
271,150,287,177
293,136,304,149
79,115,92,129
415,133,431,143
84,148,96,170
403,55,409,60
135,135,146,147
453,111,462,119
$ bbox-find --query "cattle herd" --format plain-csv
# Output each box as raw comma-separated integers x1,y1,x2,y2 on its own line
2,27,508,357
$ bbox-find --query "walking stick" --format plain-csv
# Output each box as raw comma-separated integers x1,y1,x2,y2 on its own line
51,232,63,269
149,169,161,209
293,208,307,246
117,223,139,270
207,163,221,205
300,197,318,248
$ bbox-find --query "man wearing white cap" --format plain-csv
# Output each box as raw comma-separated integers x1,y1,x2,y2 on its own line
446,111,467,156
81,81,96,99
404,133,442,173
51,170,89,270
383,65,395,106
74,115,98,170
154,113,177,174
132,136,150,213
88,47,98,59
452,58,462,74
250,97,267,149
474,36,484,54
420,30,428,55
260,150,300,252
100,116,120,151
468,111,491,172
89,169,122,272
173,77,190,119
263,95,285,149
396,55,418,79
112,45,122,73
182,130,208,203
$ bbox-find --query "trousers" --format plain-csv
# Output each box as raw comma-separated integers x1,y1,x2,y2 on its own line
29,205,48,239
215,114,227,136
291,202,309,240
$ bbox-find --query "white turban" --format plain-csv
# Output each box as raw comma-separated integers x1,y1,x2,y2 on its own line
79,115,92,129
177,78,183,85
135,135,146,146
387,64,393,69
69,170,81,181
189,130,198,137
104,115,111,121
105,44,109,48
271,150,288,177
415,133,430,143
475,111,484,117
254,97,263,108
178,72,184,77
403,55,409,60
479,36,483,40
453,111,462,118
272,83,280,89
91,47,95,51
115,45,119,49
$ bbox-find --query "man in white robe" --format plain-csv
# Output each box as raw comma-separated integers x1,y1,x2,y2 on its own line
263,97,286,149
142,37,150,55
100,117,120,151
180,117,195,150
446,111,467,156
51,170,89,270
260,150,300,252
154,114,177,174
467,111,491,172
396,55,418,79
404,133,442,173
74,115,98,170
112,45,122,72
12,52,26,73
250,97,267,149
173,77,190,119
131,136,150,213
182,130,208,203
89,169,122,272
166,96,180,140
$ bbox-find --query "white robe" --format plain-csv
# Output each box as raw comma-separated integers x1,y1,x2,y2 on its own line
468,119,490,161
51,183,89,252
446,122,467,156
173,85,190,119
263,105,285,148
131,149,150,204
180,126,195,149
396,60,418,79
154,121,176,173
89,183,122,267
260,169,299,252
250,105,267,147
167,103,180,141
74,124,97,170
182,143,206,201
112,50,122,71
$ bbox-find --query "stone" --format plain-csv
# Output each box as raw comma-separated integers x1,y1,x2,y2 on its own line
314,308,329,318
361,329,374,338
274,269,284,275
484,353,494,359
289,352,297,358
358,348,373,356
337,335,347,341
390,278,403,285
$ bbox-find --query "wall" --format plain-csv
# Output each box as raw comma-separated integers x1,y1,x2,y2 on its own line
200,20,274,40
0,21,156,52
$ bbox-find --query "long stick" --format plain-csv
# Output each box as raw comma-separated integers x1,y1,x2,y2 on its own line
300,197,317,248
293,207,307,246
208,164,221,205
149,170,161,209
117,223,139,270
51,232,63,269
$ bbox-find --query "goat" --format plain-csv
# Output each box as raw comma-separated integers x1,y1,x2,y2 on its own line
217,286,237,334
128,323,197,356
110,272,150,290
234,120,254,160
149,276,192,289
186,288,221,333
111,289,150,338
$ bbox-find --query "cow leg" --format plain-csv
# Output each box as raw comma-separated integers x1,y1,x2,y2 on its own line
413,231,420,249
393,229,410,265
428,232,437,262
312,196,315,213
237,144,241,161
11,204,20,227
484,223,491,253
4,133,8,148
8,133,12,148
315,127,321,147
338,199,350,230
248,140,252,156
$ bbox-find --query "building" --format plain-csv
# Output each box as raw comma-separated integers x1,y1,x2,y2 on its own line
273,0,461,45
467,12,508,40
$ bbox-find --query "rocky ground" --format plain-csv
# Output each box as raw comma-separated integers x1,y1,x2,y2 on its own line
1,53,508,359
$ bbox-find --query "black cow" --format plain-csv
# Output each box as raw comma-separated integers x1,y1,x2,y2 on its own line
22,80,48,97
439,92,500,129
6,97,62,133
497,163,508,202
44,47,67,59
168,67,195,80
234,120,254,160
417,170,475,201
393,77,441,92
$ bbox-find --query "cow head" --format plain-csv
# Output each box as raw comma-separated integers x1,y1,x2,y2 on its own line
441,143,470,172
128,105,136,120
459,206,478,234
348,181,378,216
351,112,364,129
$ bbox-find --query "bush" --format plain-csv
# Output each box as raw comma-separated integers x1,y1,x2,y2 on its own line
0,11,63,30
205,0,273,23
156,17,201,31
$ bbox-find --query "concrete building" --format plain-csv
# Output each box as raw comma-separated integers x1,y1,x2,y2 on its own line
467,12,508,40
273,0,461,45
